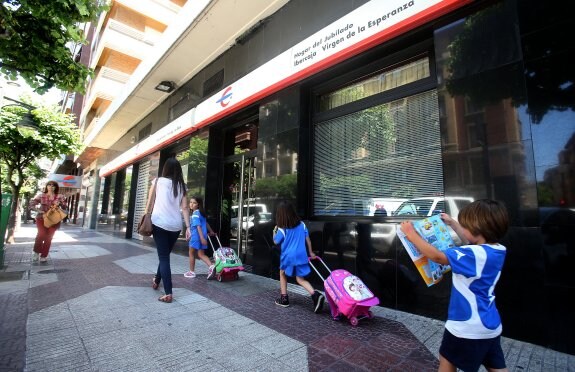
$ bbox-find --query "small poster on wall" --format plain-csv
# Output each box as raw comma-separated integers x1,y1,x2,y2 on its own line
397,214,455,286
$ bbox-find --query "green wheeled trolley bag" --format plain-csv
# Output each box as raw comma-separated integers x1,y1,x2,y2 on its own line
208,235,244,281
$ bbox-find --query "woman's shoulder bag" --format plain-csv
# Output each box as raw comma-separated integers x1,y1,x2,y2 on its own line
137,179,158,236
44,204,68,228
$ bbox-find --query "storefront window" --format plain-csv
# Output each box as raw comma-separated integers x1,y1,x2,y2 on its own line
313,90,442,216
119,166,132,231
97,171,128,235
96,175,111,230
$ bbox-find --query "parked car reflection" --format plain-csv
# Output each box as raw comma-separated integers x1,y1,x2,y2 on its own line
231,211,272,238
393,196,474,219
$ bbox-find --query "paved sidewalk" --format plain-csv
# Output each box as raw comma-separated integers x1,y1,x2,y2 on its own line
1,225,573,371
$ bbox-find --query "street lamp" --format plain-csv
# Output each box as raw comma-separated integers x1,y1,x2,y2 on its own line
1,96,39,132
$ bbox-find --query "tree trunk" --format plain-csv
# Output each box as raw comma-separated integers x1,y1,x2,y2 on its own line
5,185,21,244
14,198,22,231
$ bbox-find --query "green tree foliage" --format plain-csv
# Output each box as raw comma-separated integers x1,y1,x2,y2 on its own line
316,102,396,207
177,136,209,196
352,104,395,159
1,160,45,200
0,103,83,242
445,3,523,109
0,0,107,93
445,1,574,123
254,174,297,199
1,161,46,223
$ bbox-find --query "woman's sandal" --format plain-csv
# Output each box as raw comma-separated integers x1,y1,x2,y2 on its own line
152,276,159,290
158,294,172,303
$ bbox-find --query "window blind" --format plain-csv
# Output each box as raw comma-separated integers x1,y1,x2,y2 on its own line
313,90,443,216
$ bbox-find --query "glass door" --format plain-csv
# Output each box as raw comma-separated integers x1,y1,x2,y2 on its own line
221,153,257,259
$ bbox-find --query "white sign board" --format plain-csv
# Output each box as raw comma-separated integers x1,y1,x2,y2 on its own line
101,0,469,177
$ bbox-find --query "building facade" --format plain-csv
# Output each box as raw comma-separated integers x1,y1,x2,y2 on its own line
71,0,575,354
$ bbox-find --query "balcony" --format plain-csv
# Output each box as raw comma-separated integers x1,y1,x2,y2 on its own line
83,0,291,149
82,116,100,143
116,0,183,26
81,67,130,125
90,19,161,69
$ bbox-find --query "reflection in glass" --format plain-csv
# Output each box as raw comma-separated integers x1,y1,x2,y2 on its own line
313,90,443,216
318,56,430,112
118,166,132,232
177,134,209,196
96,172,127,234
224,121,258,157
432,0,574,352
532,110,575,208
442,2,522,104
434,6,533,218
255,130,299,200
393,196,473,220
96,175,112,231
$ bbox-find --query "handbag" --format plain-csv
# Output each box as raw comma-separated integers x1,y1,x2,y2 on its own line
43,205,68,228
137,213,153,236
137,179,158,236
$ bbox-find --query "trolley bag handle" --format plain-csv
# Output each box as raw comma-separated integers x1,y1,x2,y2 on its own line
308,256,331,282
207,234,223,250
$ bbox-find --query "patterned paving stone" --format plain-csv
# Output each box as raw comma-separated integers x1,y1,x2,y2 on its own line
0,289,27,371
1,225,574,371
24,286,307,372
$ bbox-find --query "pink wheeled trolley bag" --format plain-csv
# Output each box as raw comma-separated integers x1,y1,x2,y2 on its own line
309,257,379,326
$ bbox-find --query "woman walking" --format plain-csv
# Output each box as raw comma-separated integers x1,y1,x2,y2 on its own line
149,158,191,303
29,181,67,263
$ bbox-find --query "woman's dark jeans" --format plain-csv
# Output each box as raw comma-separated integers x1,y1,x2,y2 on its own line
152,224,181,295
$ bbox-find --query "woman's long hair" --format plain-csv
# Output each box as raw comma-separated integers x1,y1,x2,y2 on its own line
161,157,187,198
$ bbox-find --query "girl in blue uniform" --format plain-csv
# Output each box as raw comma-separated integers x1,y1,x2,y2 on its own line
273,201,325,313
185,196,215,279
401,199,510,372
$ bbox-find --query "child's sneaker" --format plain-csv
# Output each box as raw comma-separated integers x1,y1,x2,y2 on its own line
275,294,290,307
184,271,196,278
32,252,40,262
311,290,325,313
206,265,216,280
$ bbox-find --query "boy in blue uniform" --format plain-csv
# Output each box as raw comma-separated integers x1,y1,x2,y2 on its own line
273,201,325,313
401,199,509,372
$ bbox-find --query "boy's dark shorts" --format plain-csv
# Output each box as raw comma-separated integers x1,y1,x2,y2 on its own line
439,329,506,371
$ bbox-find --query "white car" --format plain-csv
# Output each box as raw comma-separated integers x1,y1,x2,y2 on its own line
230,204,269,237
393,196,474,220
367,198,407,216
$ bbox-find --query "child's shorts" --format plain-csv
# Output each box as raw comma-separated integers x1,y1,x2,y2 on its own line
189,239,207,250
282,264,311,278
439,329,506,371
